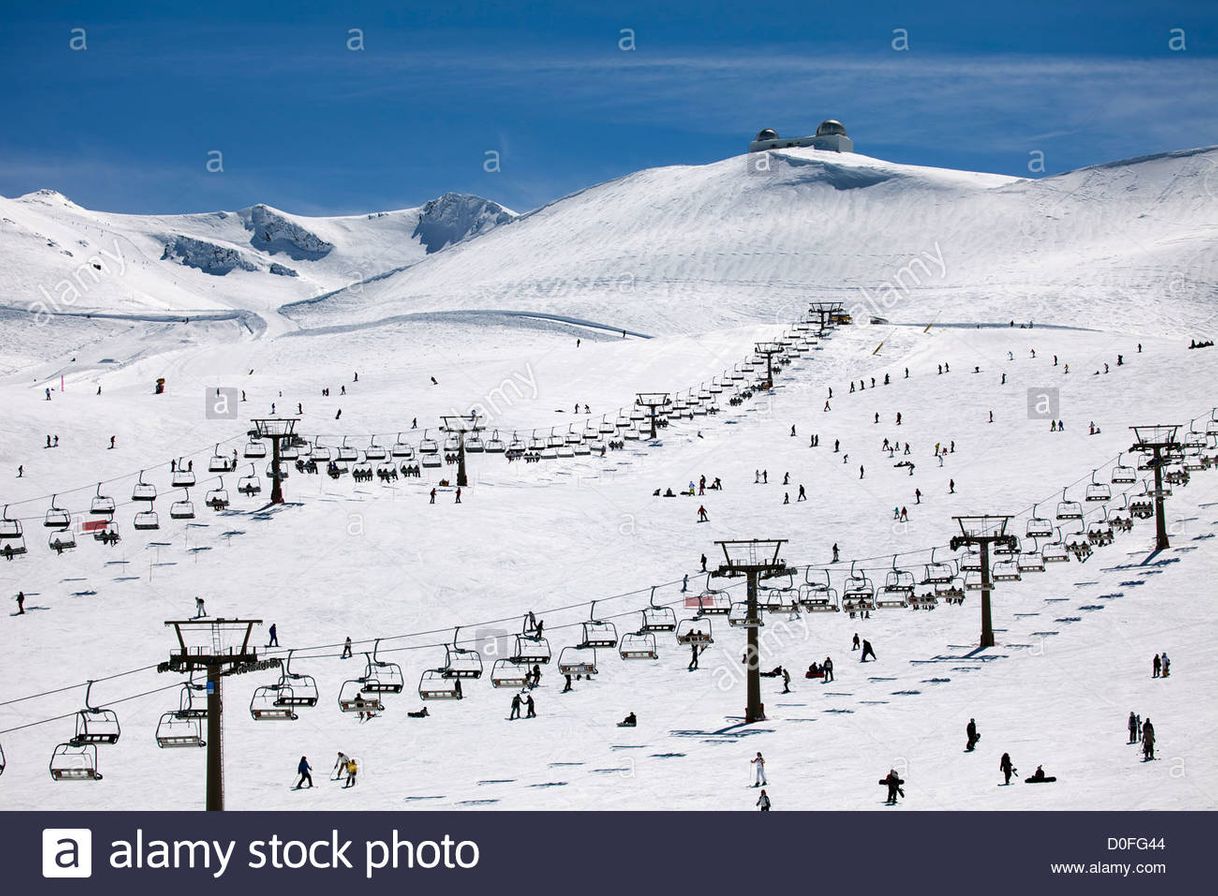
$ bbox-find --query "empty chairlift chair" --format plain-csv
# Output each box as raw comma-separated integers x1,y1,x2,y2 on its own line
441,627,484,679
1042,528,1070,563
1025,505,1053,539
365,437,387,461
243,436,267,459
579,601,618,648
362,640,405,693
170,489,196,520
49,743,102,781
490,660,530,689
249,682,298,721
921,548,956,584
878,557,915,608
465,432,485,453
1111,454,1136,484
1017,538,1046,573
156,679,207,748
71,681,121,745
641,587,677,632
798,568,840,612
558,646,598,677
728,600,763,628
418,430,440,456
132,471,157,504
1085,470,1112,503
618,630,659,660
759,571,799,613
337,438,359,463
171,461,196,489
133,508,160,531
90,483,115,516
1056,488,1083,521
686,574,731,615
418,669,464,700
992,558,1022,582
277,651,319,707
484,430,506,454
44,494,71,530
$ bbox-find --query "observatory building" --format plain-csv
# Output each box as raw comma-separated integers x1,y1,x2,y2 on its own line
748,120,853,153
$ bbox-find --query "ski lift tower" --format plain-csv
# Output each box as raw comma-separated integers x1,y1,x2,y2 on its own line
711,539,788,724
249,417,299,504
753,343,783,389
809,301,845,332
635,393,671,440
949,516,1016,648
441,413,483,488
160,618,272,811
1130,425,1182,551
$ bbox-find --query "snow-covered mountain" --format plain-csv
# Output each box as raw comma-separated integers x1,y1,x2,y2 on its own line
283,146,1218,338
0,190,516,320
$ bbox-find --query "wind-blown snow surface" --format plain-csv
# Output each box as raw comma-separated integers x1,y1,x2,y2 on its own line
0,146,1217,811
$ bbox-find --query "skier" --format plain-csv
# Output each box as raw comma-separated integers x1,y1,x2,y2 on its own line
751,752,767,786
700,553,707,572
756,789,771,812
965,718,980,752
781,667,791,694
562,674,573,693
852,633,860,651
859,465,865,479
1142,719,1156,760
341,637,353,659
797,485,806,502
294,756,313,789
109,436,116,449
1000,752,1016,785
681,573,689,593
822,656,834,682
15,591,25,614
1128,711,1139,744
1153,654,1161,678
790,425,796,437
832,543,840,563
881,769,904,805
430,488,437,504
510,694,522,720
267,623,279,647
688,642,702,671
343,757,358,788
860,639,876,662
333,752,350,782
949,479,955,494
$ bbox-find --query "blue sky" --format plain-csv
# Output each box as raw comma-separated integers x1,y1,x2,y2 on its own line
1,0,1215,215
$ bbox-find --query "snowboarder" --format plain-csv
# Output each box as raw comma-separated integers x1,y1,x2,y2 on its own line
756,789,771,811
620,712,637,727
832,544,840,563
294,756,313,789
510,694,522,720
1000,752,1016,785
267,623,278,647
341,637,353,659
1025,765,1056,783
860,639,876,662
881,769,904,804
965,718,980,752
697,505,709,522
194,596,206,618
751,752,767,786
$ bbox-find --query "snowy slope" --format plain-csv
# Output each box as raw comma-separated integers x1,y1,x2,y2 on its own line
284,147,1218,337
0,190,515,321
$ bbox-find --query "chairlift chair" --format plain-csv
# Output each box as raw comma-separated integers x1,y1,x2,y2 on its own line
1111,455,1136,484
798,568,841,612
90,483,116,516
512,634,552,665
362,641,405,693
728,601,763,627
641,587,677,632
443,434,461,453
279,441,300,461
1016,539,1046,573
485,431,506,453
311,441,333,462
391,434,415,459
1085,470,1111,502
419,669,464,700
277,651,319,706
842,561,877,610
963,570,985,591
249,684,298,720
1025,506,1053,539
337,678,385,714
238,465,262,496
155,711,205,748
421,451,442,468
619,631,659,660
579,601,618,648
993,559,1022,582
132,472,157,503
243,438,267,459
49,528,78,551
171,464,196,488
365,437,387,461
993,534,1021,556
170,489,196,520
759,570,799,612
676,617,714,645
209,445,235,473
921,548,955,584
1056,488,1083,521
491,660,530,688
879,558,915,608
465,433,485,453
71,681,121,745
1042,529,1070,563
442,627,484,679
0,506,26,558
598,417,616,434
133,511,160,531
686,575,731,614
419,431,440,454
337,438,359,463
50,743,102,781
526,432,547,452
44,495,71,529
558,646,598,676
353,461,373,478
